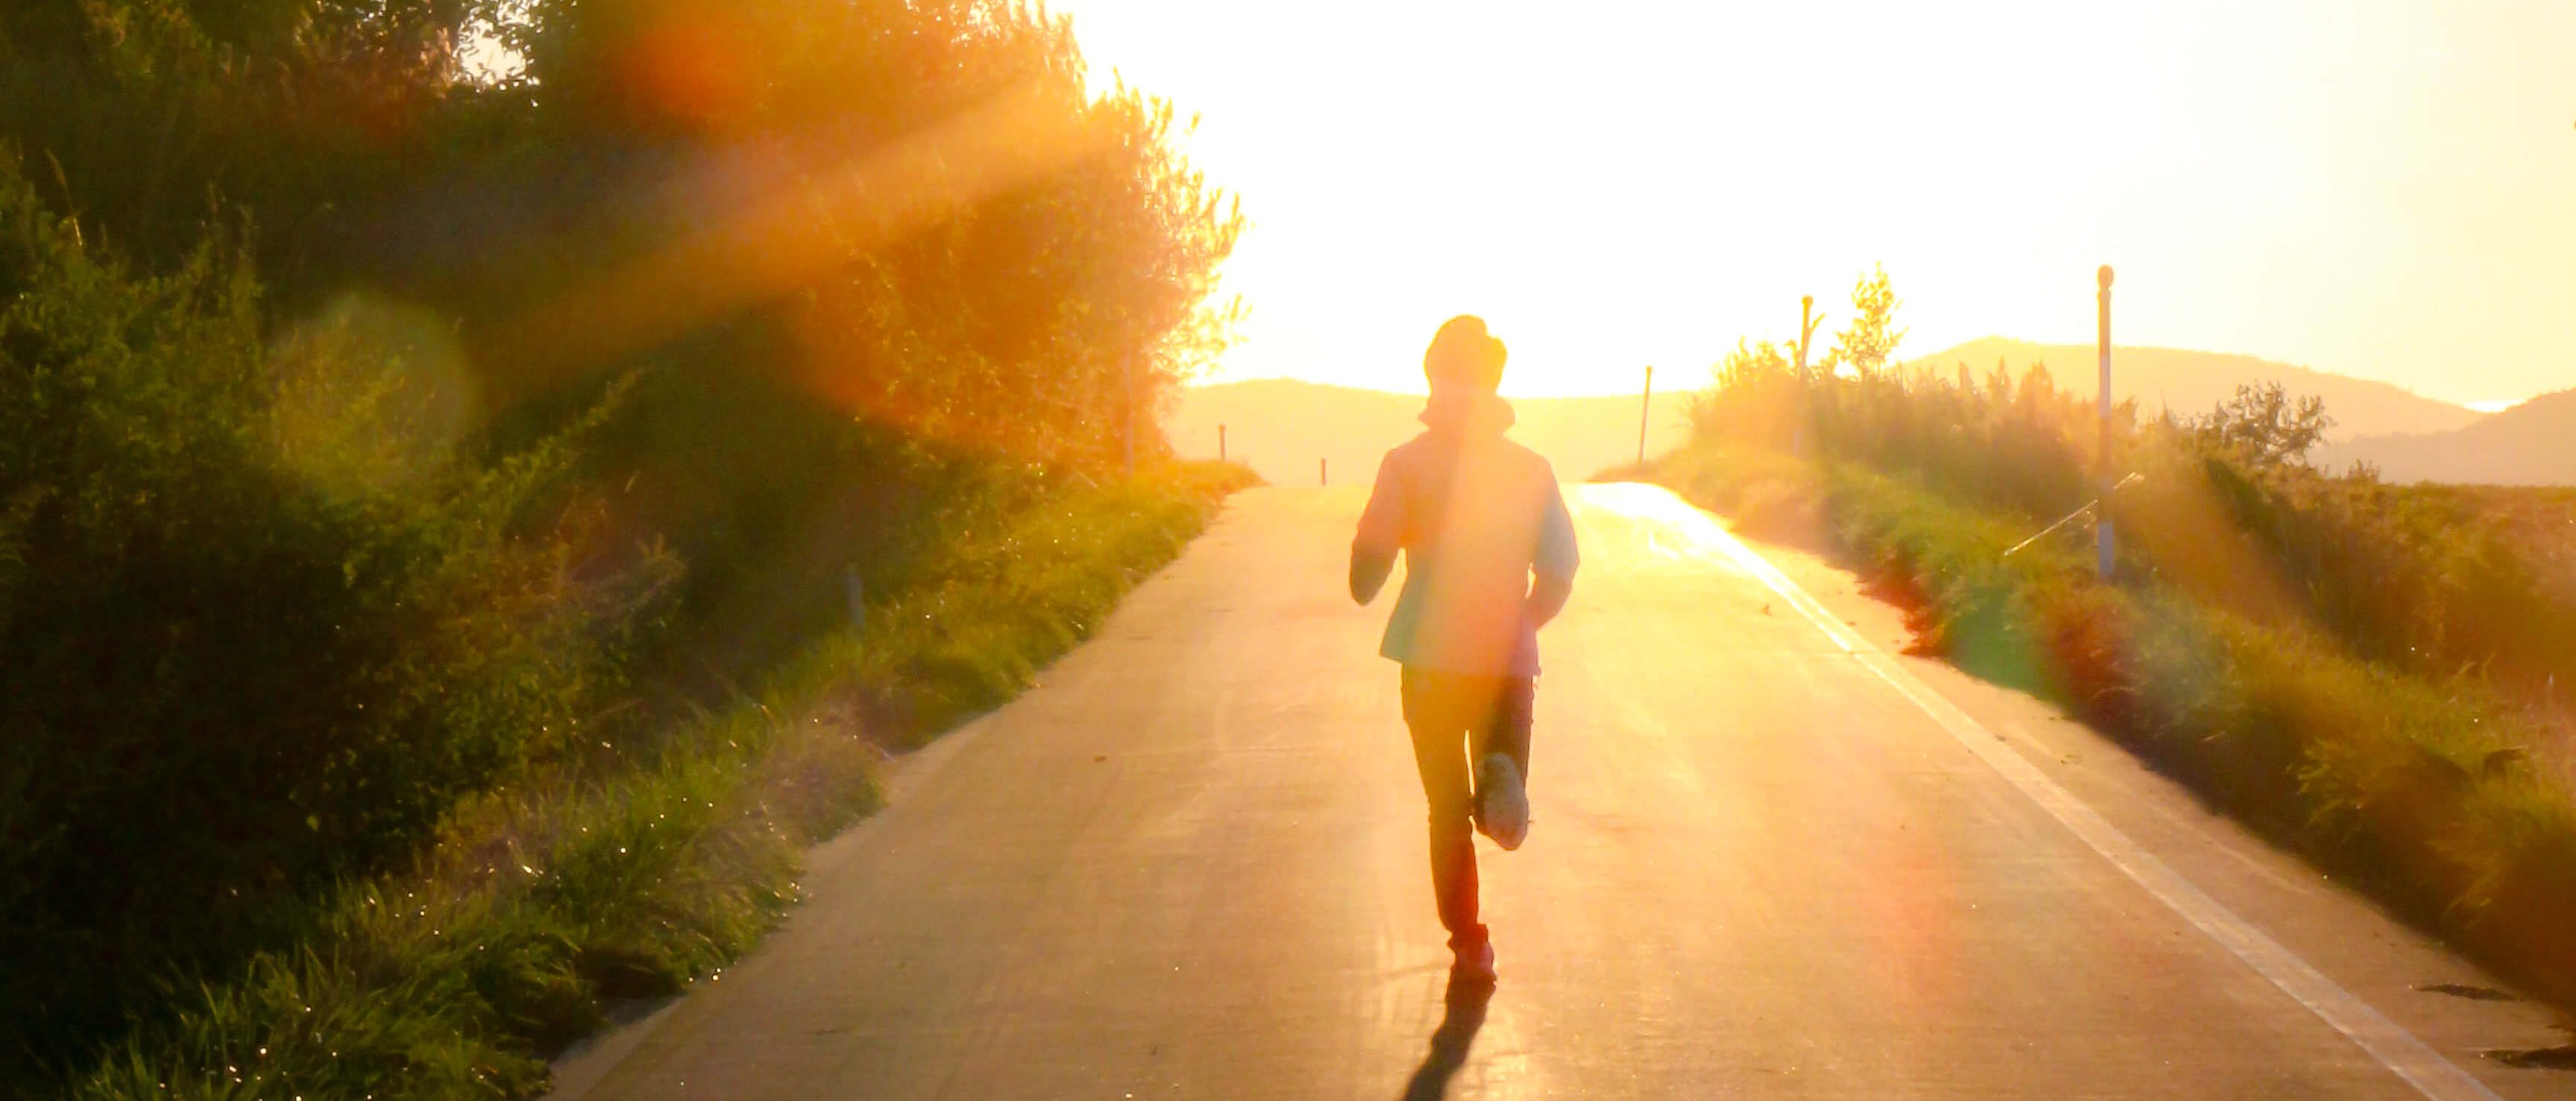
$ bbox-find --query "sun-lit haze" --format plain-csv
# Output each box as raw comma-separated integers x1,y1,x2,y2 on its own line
1054,0,2576,406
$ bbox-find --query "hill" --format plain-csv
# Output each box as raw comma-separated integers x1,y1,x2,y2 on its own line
1903,338,2482,440
2315,389,2576,485
1166,379,1691,487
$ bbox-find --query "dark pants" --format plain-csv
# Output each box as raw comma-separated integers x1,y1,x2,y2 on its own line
1399,666,1534,951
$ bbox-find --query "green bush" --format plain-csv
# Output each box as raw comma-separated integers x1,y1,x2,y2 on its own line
0,163,661,1067
55,461,1245,1100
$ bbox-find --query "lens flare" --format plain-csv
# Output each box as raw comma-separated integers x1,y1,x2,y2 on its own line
487,82,1115,395
269,293,479,499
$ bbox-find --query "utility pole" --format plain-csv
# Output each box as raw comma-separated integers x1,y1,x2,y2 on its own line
1637,365,1654,465
1218,423,1227,464
2097,265,2116,581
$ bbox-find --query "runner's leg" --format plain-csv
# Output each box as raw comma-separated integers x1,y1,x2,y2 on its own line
1466,675,1534,849
1402,667,1485,950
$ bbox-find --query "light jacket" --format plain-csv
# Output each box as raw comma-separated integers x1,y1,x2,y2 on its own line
1351,389,1578,676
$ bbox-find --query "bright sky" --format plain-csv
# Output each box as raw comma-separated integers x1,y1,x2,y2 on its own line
1054,0,2576,406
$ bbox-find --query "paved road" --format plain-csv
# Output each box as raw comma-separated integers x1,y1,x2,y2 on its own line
553,485,2569,1100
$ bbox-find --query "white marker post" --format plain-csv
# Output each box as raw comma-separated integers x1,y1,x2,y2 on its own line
1795,295,1815,380
1793,295,1817,455
1637,365,1654,466
2097,265,2116,580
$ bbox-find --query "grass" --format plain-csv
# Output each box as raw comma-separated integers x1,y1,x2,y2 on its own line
55,461,1257,1101
1640,441,2576,1010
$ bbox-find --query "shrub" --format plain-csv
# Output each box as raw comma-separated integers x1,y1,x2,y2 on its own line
54,461,1244,1100
0,162,660,1070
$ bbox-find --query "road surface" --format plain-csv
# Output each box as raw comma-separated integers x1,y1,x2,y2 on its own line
553,485,2569,1099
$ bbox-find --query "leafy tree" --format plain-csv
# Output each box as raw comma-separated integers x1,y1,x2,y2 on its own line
0,0,500,290
2190,381,2334,468
1823,262,1905,377
1,0,1241,465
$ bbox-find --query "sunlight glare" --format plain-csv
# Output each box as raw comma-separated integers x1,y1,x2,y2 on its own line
1053,0,2576,405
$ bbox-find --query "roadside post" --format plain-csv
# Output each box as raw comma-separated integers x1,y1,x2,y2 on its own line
1320,458,1327,486
1796,295,1815,380
1794,295,1818,455
1637,365,1654,466
1218,423,1227,463
2097,265,2116,580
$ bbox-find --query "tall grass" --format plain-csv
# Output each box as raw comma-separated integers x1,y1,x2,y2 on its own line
1687,338,2576,704
1646,312,2576,1007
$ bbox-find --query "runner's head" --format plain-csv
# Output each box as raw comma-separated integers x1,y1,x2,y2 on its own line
1424,315,1506,392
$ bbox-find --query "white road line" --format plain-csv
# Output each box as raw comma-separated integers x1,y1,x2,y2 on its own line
1627,489,2501,1101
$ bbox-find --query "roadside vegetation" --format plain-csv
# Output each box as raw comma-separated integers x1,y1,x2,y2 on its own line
1,0,1246,1094
1634,268,2576,1008
59,461,1249,1100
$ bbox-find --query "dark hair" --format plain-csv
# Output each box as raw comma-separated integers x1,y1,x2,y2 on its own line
1423,315,1506,391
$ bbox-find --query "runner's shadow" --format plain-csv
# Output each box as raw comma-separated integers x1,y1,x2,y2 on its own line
1399,973,1494,1100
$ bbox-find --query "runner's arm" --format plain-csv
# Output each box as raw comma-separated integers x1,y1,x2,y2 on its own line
1350,454,1403,604
1525,478,1578,628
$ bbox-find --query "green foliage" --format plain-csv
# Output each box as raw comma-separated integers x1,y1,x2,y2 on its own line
1654,437,2576,1003
1657,269,2576,1004
57,462,1241,1100
2123,417,2576,702
834,461,1260,743
2188,381,2333,467
0,161,669,1067
1695,336,2099,523
476,0,1240,683
1821,263,1904,378
0,0,1246,1082
0,0,503,293
2,0,1241,460
1691,269,2576,706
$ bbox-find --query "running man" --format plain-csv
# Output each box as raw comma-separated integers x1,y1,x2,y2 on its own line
1350,315,1580,982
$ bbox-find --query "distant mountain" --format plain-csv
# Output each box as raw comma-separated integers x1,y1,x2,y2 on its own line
2314,390,2576,486
1903,338,2483,440
1165,379,1689,487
